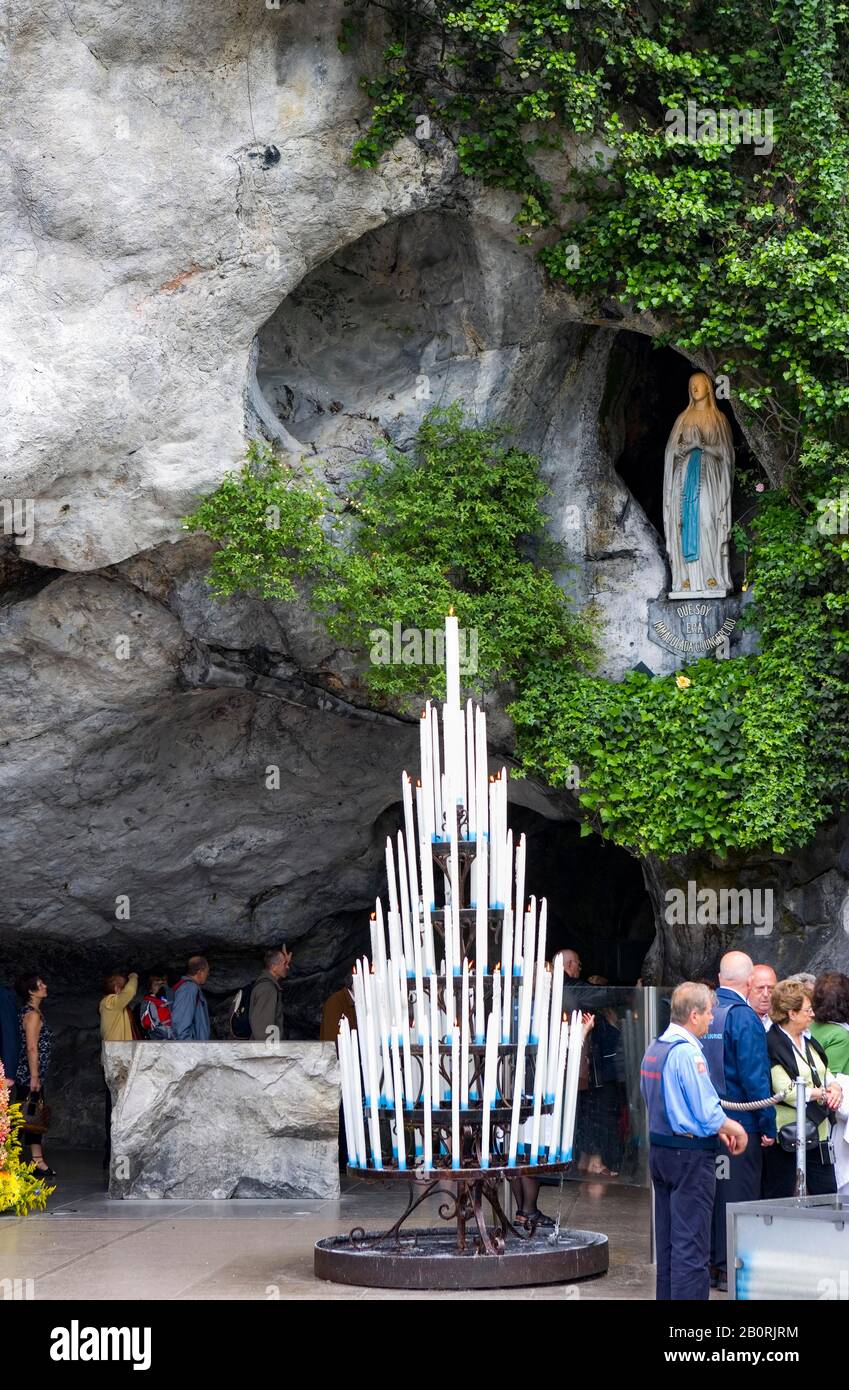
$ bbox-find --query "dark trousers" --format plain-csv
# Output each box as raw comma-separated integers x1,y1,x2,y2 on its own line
762,1141,836,1199
651,1146,716,1300
710,1131,762,1275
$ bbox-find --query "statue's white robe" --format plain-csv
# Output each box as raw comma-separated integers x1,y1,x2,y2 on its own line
662,414,734,594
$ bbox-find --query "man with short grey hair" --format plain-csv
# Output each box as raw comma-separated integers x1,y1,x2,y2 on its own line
703,950,775,1290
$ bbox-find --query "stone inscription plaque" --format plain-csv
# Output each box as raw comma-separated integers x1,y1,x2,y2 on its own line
647,593,753,663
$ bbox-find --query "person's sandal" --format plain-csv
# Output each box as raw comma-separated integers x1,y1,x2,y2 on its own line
515,1208,555,1231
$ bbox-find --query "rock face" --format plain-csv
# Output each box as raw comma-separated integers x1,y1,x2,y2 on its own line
104,1041,341,1199
642,816,849,985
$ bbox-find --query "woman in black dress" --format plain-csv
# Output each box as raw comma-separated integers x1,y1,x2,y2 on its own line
14,974,56,1176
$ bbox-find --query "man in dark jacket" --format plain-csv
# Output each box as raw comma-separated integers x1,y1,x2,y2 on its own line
702,950,776,1291
250,946,292,1043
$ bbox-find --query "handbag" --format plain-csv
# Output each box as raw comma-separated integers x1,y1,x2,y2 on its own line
777,1117,820,1152
19,1091,51,1135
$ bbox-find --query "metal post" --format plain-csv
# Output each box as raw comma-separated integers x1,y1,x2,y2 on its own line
794,1076,807,1199
646,987,659,1265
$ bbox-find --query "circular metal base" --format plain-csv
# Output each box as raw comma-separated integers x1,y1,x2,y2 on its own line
314,1227,609,1290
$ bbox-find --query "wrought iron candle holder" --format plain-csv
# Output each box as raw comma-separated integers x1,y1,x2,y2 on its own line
314,617,610,1290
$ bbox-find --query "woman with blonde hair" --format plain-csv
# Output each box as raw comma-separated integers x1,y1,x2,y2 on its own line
764,978,842,1198
662,372,734,596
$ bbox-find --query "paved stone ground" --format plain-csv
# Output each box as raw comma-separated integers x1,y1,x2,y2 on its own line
0,1149,665,1300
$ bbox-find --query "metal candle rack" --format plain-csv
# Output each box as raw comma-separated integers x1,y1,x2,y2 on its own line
314,615,610,1290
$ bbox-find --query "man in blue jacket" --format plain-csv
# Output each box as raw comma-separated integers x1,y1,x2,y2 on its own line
702,950,776,1291
172,956,211,1041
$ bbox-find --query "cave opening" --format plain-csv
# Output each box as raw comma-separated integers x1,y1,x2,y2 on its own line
380,799,655,986
500,805,654,984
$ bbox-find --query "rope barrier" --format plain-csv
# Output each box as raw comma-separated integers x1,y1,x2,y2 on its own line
720,1093,784,1111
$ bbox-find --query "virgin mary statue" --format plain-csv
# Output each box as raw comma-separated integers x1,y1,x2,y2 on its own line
662,372,734,597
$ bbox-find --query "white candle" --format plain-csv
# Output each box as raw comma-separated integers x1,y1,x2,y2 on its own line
474,829,488,1041
428,975,440,1106
524,898,537,1036
491,965,502,1098
412,901,425,1045
402,772,420,923
513,835,526,974
500,905,513,1043
461,958,470,1108
385,841,403,967
498,768,509,906
560,1011,583,1162
431,709,443,838
422,1016,433,1170
547,1015,570,1163
475,708,488,853
546,954,564,1099
465,699,476,837
376,971,394,1109
374,900,388,981
338,1020,358,1167
447,801,461,975
397,831,414,973
392,961,415,1110
529,970,551,1165
350,1027,369,1168
363,969,383,1167
416,780,437,965
446,612,461,710
481,1009,498,1168
488,776,497,907
390,1032,406,1169
451,1023,461,1169
419,706,434,837
532,937,548,1048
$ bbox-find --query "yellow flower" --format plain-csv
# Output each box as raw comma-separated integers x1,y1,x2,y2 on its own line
675,674,692,690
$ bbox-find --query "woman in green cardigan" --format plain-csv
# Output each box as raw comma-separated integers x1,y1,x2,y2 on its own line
811,971,849,1194
811,972,849,1073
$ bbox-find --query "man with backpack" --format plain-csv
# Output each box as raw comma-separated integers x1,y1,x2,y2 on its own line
247,946,292,1043
172,956,211,1041
139,969,175,1040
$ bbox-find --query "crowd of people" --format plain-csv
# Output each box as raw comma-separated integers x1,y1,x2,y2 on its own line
5,938,848,1285
0,947,295,1178
641,953,849,1301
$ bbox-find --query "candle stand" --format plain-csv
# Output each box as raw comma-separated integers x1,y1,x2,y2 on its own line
314,615,611,1290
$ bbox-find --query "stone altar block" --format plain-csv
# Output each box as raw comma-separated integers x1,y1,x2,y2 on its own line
103,1041,341,1200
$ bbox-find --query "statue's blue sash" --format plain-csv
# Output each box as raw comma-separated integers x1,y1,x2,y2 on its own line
681,447,702,562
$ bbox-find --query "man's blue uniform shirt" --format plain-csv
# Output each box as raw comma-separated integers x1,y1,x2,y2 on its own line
658,1023,726,1138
